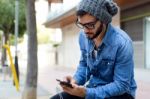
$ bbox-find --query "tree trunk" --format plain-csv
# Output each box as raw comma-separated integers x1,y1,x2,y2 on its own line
1,32,9,66
22,0,38,99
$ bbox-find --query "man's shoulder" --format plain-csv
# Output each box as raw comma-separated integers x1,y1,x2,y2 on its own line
109,25,132,47
107,25,133,57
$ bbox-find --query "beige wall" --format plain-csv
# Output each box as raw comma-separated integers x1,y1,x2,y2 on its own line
112,8,120,27
57,23,80,68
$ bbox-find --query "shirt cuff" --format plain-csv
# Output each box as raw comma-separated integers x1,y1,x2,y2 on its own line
85,88,95,99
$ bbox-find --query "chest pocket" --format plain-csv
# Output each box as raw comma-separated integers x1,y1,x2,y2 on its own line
98,59,115,82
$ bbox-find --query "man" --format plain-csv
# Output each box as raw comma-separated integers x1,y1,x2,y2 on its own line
51,0,137,99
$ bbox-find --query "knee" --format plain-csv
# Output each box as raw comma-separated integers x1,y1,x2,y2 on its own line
50,94,60,99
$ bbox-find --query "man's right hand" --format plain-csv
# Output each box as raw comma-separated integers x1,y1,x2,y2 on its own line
61,76,86,98
63,76,77,85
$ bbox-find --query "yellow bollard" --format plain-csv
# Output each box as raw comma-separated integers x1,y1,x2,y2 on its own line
3,44,19,91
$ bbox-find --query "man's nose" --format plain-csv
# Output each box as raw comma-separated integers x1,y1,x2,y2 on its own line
83,27,90,33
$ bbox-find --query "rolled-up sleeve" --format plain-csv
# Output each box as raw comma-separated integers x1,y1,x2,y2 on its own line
73,32,90,85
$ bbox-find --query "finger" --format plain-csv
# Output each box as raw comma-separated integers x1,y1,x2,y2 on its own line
66,76,72,82
62,86,73,94
71,83,78,88
60,84,66,88
63,76,71,82
61,84,71,90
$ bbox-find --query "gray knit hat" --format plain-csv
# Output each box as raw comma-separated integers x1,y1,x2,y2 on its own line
77,0,118,24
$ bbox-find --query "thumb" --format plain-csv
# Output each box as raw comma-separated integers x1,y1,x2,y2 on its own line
71,83,78,88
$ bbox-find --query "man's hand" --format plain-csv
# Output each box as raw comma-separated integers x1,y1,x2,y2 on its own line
63,76,76,84
60,76,86,97
61,83,86,97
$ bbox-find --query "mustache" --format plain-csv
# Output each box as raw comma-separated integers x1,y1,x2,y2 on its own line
85,32,93,34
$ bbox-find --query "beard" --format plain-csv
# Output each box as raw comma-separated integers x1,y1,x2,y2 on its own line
86,23,103,40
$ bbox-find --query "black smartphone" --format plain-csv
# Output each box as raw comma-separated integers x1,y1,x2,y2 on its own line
56,79,73,88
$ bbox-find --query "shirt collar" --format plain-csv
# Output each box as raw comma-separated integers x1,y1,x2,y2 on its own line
102,24,113,46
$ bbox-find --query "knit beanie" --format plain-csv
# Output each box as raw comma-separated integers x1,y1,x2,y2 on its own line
77,0,118,24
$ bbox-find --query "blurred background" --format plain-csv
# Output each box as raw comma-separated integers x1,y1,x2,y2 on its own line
0,0,150,99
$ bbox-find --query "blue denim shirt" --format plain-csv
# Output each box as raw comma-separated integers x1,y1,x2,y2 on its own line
73,24,137,99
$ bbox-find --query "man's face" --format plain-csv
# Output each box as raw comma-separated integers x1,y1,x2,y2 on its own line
76,14,102,39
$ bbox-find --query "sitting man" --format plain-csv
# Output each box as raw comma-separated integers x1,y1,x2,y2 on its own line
51,0,137,99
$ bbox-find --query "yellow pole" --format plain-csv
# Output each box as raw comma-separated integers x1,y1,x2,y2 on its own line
3,44,19,91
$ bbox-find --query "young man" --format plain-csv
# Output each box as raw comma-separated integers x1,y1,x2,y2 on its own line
51,0,137,99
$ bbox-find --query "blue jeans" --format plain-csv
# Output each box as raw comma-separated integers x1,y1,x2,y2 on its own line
50,92,84,99
50,92,134,99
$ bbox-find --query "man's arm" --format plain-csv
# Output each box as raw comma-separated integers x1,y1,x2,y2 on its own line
73,32,90,85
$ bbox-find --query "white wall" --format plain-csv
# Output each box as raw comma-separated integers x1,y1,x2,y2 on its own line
57,23,80,69
145,17,150,68
133,42,144,68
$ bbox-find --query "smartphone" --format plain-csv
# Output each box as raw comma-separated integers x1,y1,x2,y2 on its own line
56,79,73,88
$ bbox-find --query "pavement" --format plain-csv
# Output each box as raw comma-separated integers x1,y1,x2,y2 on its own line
0,65,150,99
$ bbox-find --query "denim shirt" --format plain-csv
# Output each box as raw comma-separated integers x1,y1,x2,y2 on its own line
73,24,137,99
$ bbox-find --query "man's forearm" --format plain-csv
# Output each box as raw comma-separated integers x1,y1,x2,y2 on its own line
85,81,129,99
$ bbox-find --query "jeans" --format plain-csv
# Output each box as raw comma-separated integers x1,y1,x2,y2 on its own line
50,92,134,99
50,92,84,99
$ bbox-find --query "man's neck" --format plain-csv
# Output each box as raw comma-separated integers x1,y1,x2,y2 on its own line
94,25,107,49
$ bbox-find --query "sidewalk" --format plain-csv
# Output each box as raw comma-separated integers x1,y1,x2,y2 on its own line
0,72,51,99
0,66,150,99
134,68,150,99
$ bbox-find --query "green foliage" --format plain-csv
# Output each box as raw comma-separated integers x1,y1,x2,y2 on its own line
9,34,24,45
0,0,26,37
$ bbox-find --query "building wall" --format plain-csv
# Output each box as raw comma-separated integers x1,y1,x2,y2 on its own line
133,41,144,68
121,3,150,68
112,8,120,27
122,18,145,68
144,17,150,69
57,23,80,69
45,1,150,69
121,2,150,20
